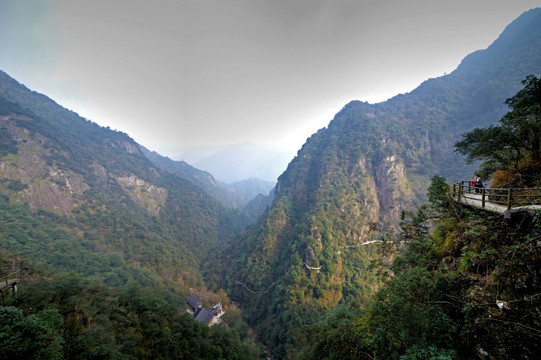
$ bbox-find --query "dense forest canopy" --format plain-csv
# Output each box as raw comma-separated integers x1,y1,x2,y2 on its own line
0,69,251,288
289,53,541,360
0,268,261,360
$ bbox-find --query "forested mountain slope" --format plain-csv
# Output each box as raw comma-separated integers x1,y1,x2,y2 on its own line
208,8,541,358
0,269,261,359
296,176,541,359
0,69,248,290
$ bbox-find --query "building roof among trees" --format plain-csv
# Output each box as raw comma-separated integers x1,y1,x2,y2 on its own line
185,294,202,311
194,308,214,324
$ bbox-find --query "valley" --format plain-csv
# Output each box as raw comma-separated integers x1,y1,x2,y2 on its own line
1,7,541,360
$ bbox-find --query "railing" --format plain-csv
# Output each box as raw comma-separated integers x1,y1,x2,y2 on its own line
0,270,20,306
0,270,20,289
453,181,541,211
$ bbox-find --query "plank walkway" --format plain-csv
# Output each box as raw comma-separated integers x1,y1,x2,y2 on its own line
459,193,541,214
453,182,541,217
0,271,20,291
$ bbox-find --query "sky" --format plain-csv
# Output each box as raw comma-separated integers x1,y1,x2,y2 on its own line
1,0,540,159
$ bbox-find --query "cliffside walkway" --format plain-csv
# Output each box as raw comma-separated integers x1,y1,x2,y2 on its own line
0,270,19,291
235,280,276,294
0,270,20,305
452,181,541,217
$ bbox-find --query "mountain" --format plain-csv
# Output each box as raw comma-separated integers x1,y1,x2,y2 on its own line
188,142,294,183
225,178,275,208
140,145,274,216
241,188,274,220
0,69,249,291
140,145,222,194
207,8,541,358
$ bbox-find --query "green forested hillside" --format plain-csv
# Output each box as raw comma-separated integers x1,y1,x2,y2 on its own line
208,8,541,359
0,70,261,358
0,69,249,289
139,145,237,207
295,175,541,359
0,267,260,360
2,8,541,360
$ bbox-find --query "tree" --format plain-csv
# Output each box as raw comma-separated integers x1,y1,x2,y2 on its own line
427,175,451,209
0,307,63,360
503,74,541,162
455,74,541,179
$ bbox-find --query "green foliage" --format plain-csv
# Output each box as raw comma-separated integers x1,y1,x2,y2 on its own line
0,192,169,288
400,345,457,360
4,9,541,359
455,125,521,176
380,190,541,358
0,95,33,117
392,209,440,273
0,70,251,295
370,267,458,359
296,303,372,360
209,12,541,357
5,179,27,191
3,273,260,360
0,306,63,360
503,74,541,160
293,183,541,359
455,74,541,180
0,126,18,157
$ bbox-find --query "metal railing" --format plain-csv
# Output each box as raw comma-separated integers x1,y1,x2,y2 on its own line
453,181,541,210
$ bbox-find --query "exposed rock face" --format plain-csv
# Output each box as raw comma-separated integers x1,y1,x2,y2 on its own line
92,163,108,183
0,116,89,214
375,154,414,226
226,125,420,311
115,175,167,216
0,68,252,301
0,114,166,217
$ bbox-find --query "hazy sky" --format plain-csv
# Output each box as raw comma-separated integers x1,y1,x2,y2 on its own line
1,0,539,158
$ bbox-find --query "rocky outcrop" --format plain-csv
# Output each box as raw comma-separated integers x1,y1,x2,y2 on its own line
1,114,172,217
375,154,415,226
0,116,89,214
115,175,167,216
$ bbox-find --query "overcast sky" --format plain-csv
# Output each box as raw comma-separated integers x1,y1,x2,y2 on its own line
0,0,539,158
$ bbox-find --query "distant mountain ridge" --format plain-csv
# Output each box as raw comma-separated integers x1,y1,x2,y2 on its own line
186,142,294,183
140,145,274,216
208,8,541,358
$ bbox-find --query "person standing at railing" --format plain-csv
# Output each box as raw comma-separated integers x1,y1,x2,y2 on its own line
471,175,478,193
473,175,483,194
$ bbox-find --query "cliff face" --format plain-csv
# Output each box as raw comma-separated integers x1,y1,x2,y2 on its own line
1,113,169,218
1,114,89,214
212,110,421,357
115,175,168,217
